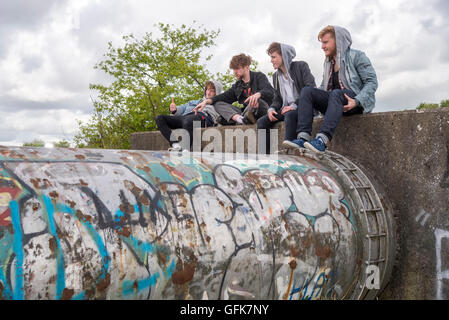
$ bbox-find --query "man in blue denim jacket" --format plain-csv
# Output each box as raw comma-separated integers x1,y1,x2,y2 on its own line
156,80,222,151
284,25,378,153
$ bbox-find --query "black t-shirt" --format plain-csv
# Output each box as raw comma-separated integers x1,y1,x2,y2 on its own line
331,68,341,90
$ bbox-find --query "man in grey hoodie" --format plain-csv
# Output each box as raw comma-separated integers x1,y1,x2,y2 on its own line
257,42,316,154
155,80,223,151
284,25,378,153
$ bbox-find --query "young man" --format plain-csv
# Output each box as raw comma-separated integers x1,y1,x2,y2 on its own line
155,80,223,151
194,54,274,125
257,42,316,154
284,25,378,153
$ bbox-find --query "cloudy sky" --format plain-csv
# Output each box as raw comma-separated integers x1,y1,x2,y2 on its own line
0,0,448,147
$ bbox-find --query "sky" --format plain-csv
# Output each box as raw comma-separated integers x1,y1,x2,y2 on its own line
0,0,448,147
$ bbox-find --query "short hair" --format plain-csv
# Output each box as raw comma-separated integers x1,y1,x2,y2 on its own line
318,25,335,41
229,54,252,69
266,42,282,56
205,81,215,91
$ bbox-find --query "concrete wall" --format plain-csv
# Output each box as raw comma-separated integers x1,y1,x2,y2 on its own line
130,108,449,299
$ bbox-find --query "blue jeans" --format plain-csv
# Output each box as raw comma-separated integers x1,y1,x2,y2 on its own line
296,87,359,141
257,109,298,154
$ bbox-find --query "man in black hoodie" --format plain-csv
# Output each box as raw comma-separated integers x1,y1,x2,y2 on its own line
194,53,274,125
257,42,316,154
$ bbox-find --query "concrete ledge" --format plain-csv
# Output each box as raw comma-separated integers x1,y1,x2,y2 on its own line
131,108,449,299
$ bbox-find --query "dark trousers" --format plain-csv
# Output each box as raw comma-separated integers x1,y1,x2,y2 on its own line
214,99,269,124
155,113,208,148
296,87,361,140
257,109,298,154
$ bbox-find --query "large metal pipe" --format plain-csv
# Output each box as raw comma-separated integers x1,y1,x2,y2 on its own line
0,146,395,300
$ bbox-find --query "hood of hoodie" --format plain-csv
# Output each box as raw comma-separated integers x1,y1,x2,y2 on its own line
280,43,296,79
321,26,352,90
204,80,223,99
332,25,352,63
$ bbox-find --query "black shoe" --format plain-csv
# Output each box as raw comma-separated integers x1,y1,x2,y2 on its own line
243,111,256,124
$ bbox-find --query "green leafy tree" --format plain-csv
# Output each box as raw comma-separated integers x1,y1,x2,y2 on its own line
53,140,71,148
23,139,45,147
75,22,223,149
440,99,449,108
416,99,449,110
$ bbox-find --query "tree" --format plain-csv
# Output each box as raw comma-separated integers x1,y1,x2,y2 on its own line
53,140,71,148
75,22,228,149
23,139,45,147
416,99,449,110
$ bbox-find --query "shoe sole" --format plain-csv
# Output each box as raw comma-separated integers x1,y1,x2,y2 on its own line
304,142,325,154
282,140,304,150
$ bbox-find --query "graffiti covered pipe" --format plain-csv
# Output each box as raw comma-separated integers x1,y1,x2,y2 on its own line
0,146,396,300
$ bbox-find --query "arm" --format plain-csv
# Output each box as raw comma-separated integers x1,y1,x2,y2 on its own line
269,72,283,113
353,52,378,112
211,85,238,105
299,61,316,88
255,72,275,104
174,100,200,116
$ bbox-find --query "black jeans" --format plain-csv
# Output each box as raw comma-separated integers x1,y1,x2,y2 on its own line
296,87,361,140
156,112,211,148
257,109,298,154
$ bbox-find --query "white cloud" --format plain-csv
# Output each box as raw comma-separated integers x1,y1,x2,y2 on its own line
0,0,447,147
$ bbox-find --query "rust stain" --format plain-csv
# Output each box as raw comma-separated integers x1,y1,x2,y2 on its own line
49,275,57,284
289,259,297,270
61,288,75,300
200,222,206,229
32,202,41,211
49,191,59,199
49,237,57,255
117,226,131,237
75,154,86,160
96,273,111,292
290,245,302,258
30,178,41,189
205,236,211,244
315,244,331,260
119,203,134,215
284,261,296,300
79,179,88,186
139,194,150,206
76,210,93,224
172,262,196,285
157,250,167,267
66,200,76,209
186,219,194,229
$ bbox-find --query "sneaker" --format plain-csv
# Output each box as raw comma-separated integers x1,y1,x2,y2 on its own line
243,110,256,124
282,138,306,150
168,143,182,152
304,136,327,153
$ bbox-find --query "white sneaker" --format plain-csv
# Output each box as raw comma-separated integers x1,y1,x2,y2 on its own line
168,143,182,152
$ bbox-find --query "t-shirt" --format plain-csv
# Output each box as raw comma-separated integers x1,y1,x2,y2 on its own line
331,68,341,90
279,73,298,107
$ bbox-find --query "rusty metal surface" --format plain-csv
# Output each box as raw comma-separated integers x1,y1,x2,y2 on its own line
0,146,395,300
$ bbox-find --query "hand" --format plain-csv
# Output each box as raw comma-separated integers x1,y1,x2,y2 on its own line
268,110,278,122
169,102,177,113
193,101,207,115
244,92,261,108
343,94,356,112
281,106,294,115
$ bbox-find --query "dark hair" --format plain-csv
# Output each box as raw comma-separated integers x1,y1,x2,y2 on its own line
229,54,252,69
267,42,282,56
205,81,215,90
